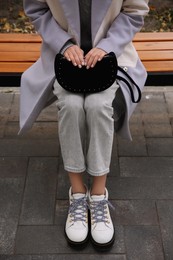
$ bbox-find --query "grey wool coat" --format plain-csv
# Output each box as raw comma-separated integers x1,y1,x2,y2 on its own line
19,0,149,140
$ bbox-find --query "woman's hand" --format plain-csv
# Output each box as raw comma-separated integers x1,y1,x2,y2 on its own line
64,46,107,69
63,45,85,68
84,48,107,69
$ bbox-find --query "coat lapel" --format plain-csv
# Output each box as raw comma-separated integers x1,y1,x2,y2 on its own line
92,0,112,42
59,0,80,44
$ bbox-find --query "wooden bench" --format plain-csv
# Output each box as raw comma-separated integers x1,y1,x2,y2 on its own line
0,32,173,85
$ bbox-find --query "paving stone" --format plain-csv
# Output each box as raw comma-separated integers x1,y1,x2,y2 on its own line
55,199,68,226
129,122,144,136
110,157,120,177
0,256,31,260
56,163,74,200
111,200,158,225
165,92,173,114
36,103,58,122
0,118,6,138
15,225,125,254
31,255,126,260
5,122,58,139
0,93,13,115
109,136,119,177
19,157,58,225
157,200,173,260
144,123,172,137
0,157,28,177
147,138,173,156
119,157,173,177
125,226,164,260
117,136,147,156
0,139,59,156
0,178,24,254
130,113,142,125
8,94,19,121
107,177,173,199
142,113,170,124
140,93,167,114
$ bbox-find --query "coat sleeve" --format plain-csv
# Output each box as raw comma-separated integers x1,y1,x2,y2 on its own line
23,0,74,53
96,0,149,57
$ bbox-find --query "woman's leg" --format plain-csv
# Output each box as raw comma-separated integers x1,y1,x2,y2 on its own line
90,174,107,195
84,83,118,249
68,172,86,194
84,82,118,176
53,80,86,173
53,81,89,246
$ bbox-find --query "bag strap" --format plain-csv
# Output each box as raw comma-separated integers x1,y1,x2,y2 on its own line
116,67,141,103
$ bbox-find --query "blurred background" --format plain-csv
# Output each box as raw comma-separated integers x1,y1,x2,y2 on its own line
0,0,172,33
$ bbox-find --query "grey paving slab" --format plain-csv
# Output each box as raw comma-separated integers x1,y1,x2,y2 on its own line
109,136,120,177
107,177,173,199
0,93,13,115
8,94,19,121
56,163,74,200
147,138,173,156
144,123,172,137
140,101,168,113
19,157,58,225
119,157,173,177
111,200,158,225
165,92,173,114
0,139,59,156
5,122,58,139
129,122,144,136
0,157,28,177
129,111,143,124
36,103,58,122
15,225,125,254
0,256,31,260
142,112,170,124
0,119,6,138
31,255,126,260
0,178,24,254
157,200,173,260
117,136,147,156
124,226,164,260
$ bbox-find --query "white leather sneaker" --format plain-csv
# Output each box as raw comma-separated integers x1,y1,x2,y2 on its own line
89,188,115,250
65,187,89,247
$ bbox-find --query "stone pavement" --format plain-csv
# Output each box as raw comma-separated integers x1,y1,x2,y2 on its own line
0,86,173,260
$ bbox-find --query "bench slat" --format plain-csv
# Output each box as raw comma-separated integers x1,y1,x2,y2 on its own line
1,61,173,73
138,50,173,61
0,62,33,73
134,41,173,51
134,32,173,42
143,61,173,72
0,52,40,62
0,43,41,52
0,33,41,43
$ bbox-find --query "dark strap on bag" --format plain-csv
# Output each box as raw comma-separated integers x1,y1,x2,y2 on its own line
117,67,141,103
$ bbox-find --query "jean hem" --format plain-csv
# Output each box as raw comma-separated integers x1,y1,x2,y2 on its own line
87,168,109,176
64,166,86,173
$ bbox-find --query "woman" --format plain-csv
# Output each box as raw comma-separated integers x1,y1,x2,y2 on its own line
20,0,149,250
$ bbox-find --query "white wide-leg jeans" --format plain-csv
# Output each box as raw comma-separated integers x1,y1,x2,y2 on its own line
53,80,118,176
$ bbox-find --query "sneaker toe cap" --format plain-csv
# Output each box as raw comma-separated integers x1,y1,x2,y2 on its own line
66,225,88,243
